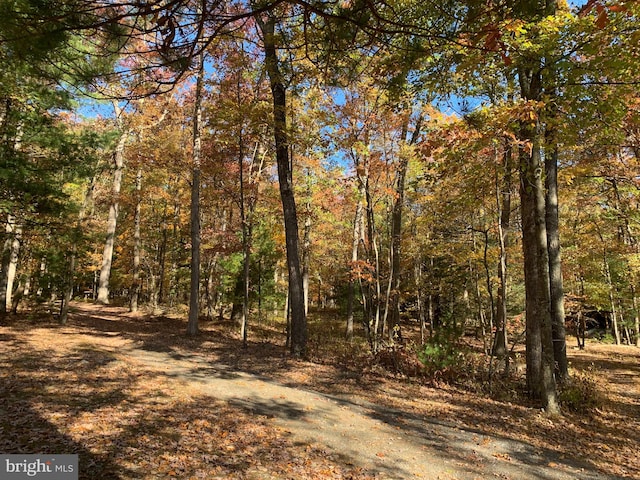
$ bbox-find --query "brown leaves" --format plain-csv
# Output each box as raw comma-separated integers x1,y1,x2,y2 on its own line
2,306,639,479
579,0,630,29
595,4,610,29
477,24,512,66
0,317,376,480
483,28,502,52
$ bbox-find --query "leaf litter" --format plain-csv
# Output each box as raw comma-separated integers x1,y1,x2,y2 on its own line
1,302,638,479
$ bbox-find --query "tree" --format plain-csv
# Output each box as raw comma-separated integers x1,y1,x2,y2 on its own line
186,48,205,336
255,11,307,355
513,16,560,413
96,101,129,304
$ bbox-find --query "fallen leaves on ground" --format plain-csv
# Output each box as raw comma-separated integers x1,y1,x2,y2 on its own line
1,302,638,479
0,318,374,479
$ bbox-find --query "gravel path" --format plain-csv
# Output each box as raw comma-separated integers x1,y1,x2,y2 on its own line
124,347,618,480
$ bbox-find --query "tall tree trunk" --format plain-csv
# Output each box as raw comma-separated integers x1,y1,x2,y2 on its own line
130,168,143,313
632,283,639,347
366,172,382,351
302,203,311,316
61,239,78,324
1,215,16,315
545,140,568,381
603,249,621,345
544,49,569,381
387,114,422,342
517,66,559,413
470,231,487,347
481,228,496,333
230,273,245,326
301,165,312,316
1,216,21,314
168,199,181,307
97,103,128,304
493,142,512,361
157,201,168,305
204,258,216,319
186,51,205,336
10,277,24,314
148,268,159,312
238,105,250,347
241,237,251,347
346,198,364,341
257,14,306,356
415,261,427,344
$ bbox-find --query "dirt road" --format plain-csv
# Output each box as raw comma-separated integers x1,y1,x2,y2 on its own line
124,346,612,480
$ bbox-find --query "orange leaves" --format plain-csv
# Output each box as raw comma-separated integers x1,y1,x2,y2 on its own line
348,259,375,283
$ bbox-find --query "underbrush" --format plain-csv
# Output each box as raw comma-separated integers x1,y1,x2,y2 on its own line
558,368,605,413
373,339,482,385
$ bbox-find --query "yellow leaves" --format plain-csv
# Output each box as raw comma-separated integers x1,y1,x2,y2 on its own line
398,142,418,163
508,100,544,127
492,12,573,62
504,19,527,37
627,253,640,275
352,141,370,158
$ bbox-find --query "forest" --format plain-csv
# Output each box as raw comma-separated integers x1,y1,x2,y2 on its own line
1,1,640,476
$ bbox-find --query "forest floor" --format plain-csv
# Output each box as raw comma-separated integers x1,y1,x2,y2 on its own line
0,302,638,480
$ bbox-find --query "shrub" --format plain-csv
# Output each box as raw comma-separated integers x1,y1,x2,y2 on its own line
374,345,425,378
600,333,616,344
416,335,469,382
558,370,604,414
418,342,463,370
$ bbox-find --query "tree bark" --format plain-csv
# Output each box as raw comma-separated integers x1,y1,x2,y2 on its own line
0,215,15,314
544,42,569,380
632,283,639,347
148,268,159,312
302,199,311,316
493,141,512,361
517,66,559,413
238,107,250,347
603,249,621,345
366,171,382,351
97,103,128,304
545,142,568,381
129,168,143,313
186,51,205,336
415,261,427,344
230,272,245,326
1,216,21,314
387,114,422,342
257,14,306,356
346,198,364,341
157,201,168,305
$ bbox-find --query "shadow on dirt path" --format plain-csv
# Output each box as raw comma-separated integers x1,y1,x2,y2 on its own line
122,346,616,480
4,302,631,480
